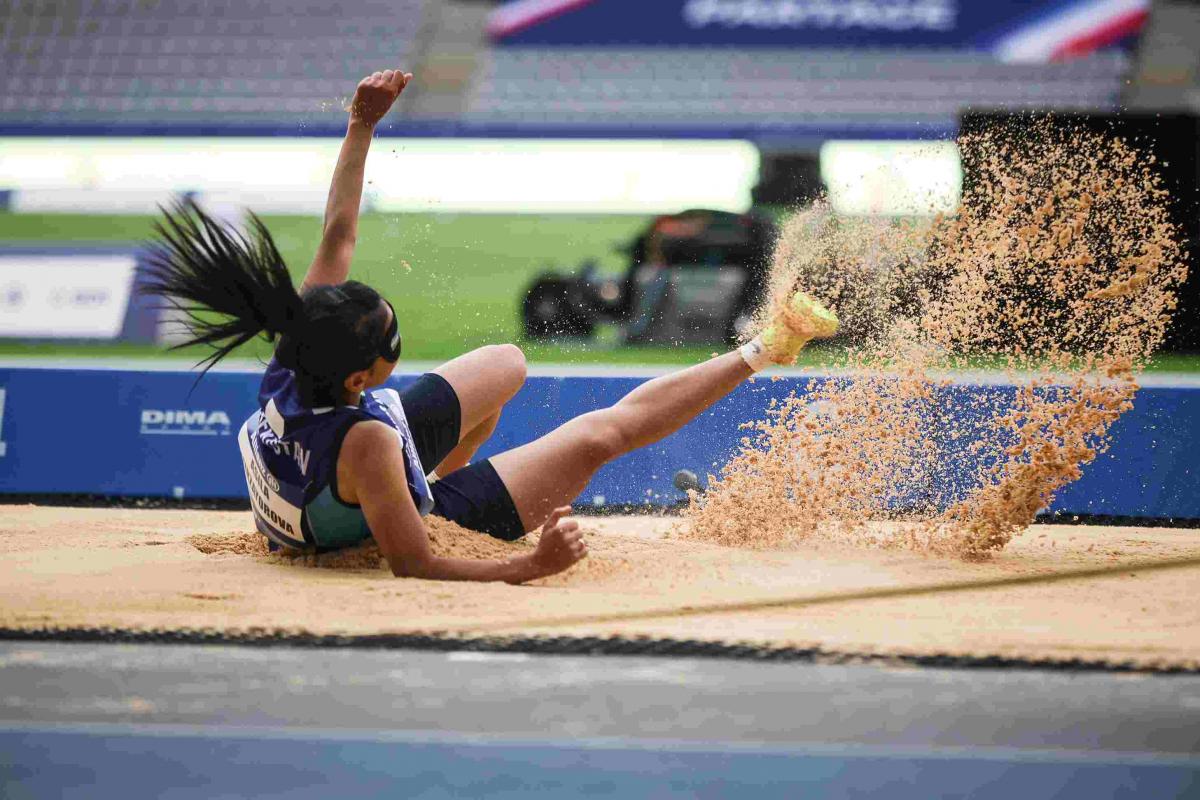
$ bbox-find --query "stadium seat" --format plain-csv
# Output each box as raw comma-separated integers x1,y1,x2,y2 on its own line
0,1,1134,134
0,0,431,126
464,47,1129,133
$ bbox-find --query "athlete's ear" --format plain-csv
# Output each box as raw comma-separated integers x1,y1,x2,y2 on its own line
344,368,371,395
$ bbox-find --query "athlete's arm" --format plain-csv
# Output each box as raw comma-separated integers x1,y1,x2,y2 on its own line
301,68,412,291
342,422,586,583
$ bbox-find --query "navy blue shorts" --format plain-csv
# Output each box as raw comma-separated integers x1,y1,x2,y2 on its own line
400,373,526,541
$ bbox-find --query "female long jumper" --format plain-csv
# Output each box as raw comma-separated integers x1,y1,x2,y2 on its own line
142,68,839,583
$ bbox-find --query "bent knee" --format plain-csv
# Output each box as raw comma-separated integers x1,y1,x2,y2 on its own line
490,343,527,397
496,342,527,378
575,411,633,466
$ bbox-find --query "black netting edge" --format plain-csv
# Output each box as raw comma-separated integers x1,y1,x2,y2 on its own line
0,626,1194,675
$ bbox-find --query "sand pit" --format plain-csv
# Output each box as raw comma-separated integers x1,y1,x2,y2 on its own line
1,505,1197,669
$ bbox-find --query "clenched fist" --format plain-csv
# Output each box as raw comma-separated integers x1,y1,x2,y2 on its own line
350,69,412,128
530,506,587,578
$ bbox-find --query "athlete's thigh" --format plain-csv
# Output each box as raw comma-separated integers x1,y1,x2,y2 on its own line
432,344,525,436
397,373,461,472
489,411,614,531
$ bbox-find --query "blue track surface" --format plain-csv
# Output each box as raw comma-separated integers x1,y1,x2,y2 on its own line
1,643,1198,798
3,724,1196,799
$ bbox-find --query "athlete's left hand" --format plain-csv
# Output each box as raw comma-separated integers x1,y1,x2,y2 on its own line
530,506,588,578
350,69,412,128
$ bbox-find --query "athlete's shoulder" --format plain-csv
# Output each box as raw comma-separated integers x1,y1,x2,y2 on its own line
341,418,400,458
340,419,407,504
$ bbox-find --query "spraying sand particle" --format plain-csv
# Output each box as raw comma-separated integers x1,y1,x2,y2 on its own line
688,122,1188,560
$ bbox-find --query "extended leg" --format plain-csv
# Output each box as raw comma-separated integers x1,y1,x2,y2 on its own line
490,351,752,531
490,290,840,532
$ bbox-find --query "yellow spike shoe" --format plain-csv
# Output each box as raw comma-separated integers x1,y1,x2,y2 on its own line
760,291,839,365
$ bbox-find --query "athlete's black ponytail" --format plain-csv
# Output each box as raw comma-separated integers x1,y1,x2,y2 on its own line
141,199,389,405
141,198,303,376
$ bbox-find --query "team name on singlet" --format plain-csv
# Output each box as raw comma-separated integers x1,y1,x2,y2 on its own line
256,419,313,476
238,414,305,547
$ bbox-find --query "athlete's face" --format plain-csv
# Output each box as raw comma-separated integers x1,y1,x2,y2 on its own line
364,352,397,387
342,302,399,397
364,301,400,385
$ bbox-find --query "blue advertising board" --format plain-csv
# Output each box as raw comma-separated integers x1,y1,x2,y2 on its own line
488,0,1148,61
0,363,1197,520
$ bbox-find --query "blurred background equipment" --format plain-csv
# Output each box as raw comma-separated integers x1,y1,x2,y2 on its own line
521,208,776,346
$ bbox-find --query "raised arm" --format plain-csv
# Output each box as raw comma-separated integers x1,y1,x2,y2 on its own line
342,422,586,583
301,68,412,291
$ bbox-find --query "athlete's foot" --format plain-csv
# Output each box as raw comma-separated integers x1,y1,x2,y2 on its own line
741,291,839,369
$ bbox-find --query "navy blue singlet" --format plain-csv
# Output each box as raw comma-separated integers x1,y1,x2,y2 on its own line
237,359,432,550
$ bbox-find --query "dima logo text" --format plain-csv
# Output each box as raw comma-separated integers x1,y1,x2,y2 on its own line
141,409,233,436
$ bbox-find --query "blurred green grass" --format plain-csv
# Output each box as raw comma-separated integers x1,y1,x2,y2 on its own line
0,211,697,365
1,211,1196,372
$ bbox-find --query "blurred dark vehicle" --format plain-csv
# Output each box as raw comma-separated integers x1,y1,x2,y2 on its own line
522,209,776,346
